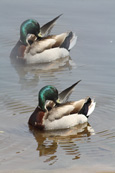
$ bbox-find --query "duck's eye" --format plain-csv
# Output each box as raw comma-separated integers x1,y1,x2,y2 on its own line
47,106,52,111
28,40,34,45
26,34,37,45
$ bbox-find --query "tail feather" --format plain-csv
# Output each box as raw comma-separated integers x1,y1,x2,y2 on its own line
68,33,77,50
78,98,96,117
87,99,96,116
60,32,77,51
78,98,91,117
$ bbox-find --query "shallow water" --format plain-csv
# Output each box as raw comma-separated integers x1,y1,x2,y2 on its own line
0,0,115,172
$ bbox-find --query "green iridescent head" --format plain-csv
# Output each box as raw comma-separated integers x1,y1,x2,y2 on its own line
39,85,58,112
20,19,41,45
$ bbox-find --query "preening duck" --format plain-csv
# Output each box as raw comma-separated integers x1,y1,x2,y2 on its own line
28,81,96,130
10,14,77,64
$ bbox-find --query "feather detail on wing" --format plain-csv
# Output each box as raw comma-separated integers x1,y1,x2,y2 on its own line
26,38,56,55
45,80,81,111
47,104,74,121
46,98,90,122
58,80,81,103
40,14,62,37
25,32,74,55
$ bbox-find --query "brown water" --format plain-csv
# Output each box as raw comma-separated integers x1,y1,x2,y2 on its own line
0,0,115,172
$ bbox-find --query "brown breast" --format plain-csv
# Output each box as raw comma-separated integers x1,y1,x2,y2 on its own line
28,107,45,130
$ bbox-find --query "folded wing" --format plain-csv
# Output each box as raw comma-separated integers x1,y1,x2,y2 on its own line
40,14,62,37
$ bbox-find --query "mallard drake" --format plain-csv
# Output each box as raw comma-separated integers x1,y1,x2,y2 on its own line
10,14,77,64
28,81,96,130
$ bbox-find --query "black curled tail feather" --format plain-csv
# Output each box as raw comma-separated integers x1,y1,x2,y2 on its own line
78,98,91,117
60,32,73,50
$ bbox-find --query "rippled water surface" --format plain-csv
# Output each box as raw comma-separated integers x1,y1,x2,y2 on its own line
0,0,115,172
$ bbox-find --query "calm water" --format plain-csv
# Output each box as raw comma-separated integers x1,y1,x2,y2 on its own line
0,0,115,172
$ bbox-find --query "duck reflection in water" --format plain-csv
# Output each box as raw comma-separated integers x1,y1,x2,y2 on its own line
10,56,74,90
29,123,95,165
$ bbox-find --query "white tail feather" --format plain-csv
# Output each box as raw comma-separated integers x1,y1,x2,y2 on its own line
87,100,96,116
68,33,77,50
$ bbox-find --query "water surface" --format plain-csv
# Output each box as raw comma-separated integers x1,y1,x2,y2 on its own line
0,0,115,172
